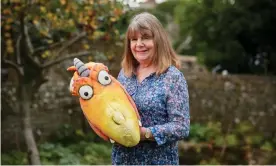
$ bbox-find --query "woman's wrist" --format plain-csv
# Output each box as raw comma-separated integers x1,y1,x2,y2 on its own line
140,127,154,141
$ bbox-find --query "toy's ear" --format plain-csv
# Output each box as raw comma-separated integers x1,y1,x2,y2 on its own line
85,62,96,69
84,62,109,73
101,64,109,72
69,71,80,96
104,65,109,72
96,63,109,72
67,66,77,71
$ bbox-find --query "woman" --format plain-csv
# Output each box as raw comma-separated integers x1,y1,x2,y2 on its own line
112,12,190,165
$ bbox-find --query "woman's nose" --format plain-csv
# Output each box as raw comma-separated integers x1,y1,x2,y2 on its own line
136,38,144,46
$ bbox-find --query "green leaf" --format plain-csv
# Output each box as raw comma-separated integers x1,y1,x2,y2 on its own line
214,135,225,146
260,141,273,151
209,158,220,165
226,134,239,146
237,121,253,133
195,146,202,153
39,142,55,150
40,151,53,158
75,129,85,137
250,134,263,145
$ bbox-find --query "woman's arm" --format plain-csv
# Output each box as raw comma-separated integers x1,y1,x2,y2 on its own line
148,72,190,145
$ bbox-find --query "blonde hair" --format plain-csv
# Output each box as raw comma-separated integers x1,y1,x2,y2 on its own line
121,12,180,77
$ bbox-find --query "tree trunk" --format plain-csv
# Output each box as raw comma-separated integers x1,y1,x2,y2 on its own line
20,85,41,165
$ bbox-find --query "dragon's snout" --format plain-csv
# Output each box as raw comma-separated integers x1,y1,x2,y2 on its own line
112,111,126,125
98,97,141,147
108,109,140,147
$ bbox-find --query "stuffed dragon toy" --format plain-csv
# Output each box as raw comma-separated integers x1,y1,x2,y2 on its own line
67,58,141,147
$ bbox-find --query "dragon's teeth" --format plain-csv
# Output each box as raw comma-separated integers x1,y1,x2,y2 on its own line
138,120,142,126
110,139,115,143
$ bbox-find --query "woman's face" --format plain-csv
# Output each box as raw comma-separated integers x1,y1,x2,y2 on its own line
130,30,155,65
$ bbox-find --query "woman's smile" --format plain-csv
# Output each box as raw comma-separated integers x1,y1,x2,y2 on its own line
135,50,149,55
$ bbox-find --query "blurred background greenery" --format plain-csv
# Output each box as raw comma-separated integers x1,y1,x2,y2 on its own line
1,0,276,165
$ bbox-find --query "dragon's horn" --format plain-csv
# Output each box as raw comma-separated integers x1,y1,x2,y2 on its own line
74,58,90,77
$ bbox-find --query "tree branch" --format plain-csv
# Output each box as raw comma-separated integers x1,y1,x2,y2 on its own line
219,123,233,159
56,31,87,55
176,35,192,54
30,32,87,64
3,59,24,76
16,35,22,65
32,41,64,56
24,25,34,54
42,51,95,69
21,17,41,68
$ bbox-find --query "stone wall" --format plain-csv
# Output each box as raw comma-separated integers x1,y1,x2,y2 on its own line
185,71,276,135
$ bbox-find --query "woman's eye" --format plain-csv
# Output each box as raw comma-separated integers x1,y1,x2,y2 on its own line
79,85,93,100
98,70,112,86
130,38,137,41
143,35,152,39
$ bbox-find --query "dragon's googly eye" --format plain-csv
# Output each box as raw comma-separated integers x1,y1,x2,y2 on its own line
98,70,111,85
69,77,74,92
79,85,93,100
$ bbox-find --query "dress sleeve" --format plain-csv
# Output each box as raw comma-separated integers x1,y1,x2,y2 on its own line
148,72,190,146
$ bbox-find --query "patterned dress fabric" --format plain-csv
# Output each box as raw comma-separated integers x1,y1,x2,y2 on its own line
112,66,190,165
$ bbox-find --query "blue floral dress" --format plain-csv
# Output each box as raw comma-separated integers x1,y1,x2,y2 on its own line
112,66,190,165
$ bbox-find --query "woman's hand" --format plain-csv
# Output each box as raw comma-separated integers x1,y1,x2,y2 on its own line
140,127,147,141
140,127,155,141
